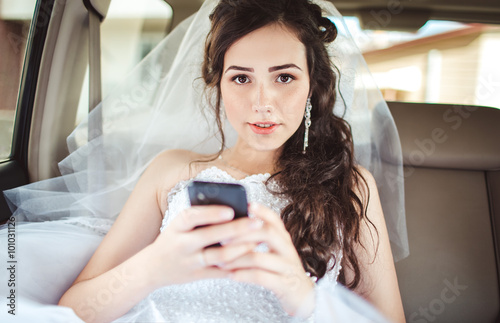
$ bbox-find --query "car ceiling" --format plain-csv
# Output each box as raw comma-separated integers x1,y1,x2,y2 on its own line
166,0,500,30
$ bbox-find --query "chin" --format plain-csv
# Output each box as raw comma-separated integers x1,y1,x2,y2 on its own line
237,131,288,153
249,141,285,153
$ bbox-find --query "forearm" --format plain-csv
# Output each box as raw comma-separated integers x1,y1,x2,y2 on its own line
58,244,160,323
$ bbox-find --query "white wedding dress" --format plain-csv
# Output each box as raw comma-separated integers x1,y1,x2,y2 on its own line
0,167,388,323
117,166,342,323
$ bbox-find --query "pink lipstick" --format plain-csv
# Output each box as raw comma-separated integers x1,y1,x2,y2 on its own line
249,122,279,134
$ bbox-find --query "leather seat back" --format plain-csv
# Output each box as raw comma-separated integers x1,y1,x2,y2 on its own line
387,102,500,323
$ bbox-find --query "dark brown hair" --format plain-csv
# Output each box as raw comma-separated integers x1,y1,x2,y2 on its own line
202,0,373,289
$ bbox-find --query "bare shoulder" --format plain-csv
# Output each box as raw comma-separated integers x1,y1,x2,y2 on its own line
351,165,386,265
355,165,376,186
353,165,379,207
148,149,214,213
151,149,202,167
148,149,207,180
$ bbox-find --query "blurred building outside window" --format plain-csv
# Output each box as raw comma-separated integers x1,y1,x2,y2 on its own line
343,17,500,109
0,0,36,160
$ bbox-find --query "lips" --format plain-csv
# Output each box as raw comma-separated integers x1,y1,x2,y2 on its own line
249,122,280,134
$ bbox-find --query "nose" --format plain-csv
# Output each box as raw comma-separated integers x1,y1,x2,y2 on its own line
252,83,274,114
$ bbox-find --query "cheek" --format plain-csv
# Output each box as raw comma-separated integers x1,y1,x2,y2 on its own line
221,86,244,122
289,104,306,129
282,89,308,126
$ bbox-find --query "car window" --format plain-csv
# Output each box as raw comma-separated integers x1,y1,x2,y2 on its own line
75,0,172,125
342,17,500,109
0,0,37,160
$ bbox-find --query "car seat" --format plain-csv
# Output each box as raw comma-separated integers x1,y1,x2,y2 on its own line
388,101,500,323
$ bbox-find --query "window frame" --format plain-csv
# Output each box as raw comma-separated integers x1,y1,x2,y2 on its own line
0,0,54,221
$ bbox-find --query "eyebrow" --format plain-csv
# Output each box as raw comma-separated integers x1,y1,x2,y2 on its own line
224,66,254,73
268,64,302,72
224,63,302,74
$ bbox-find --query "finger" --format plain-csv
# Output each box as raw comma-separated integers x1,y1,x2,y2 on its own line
222,250,291,274
194,217,263,249
174,205,234,231
248,203,293,248
230,268,314,316
249,203,283,228
225,222,295,256
203,242,258,267
230,268,306,299
191,266,232,281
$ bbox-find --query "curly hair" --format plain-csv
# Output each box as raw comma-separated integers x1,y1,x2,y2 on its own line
202,0,374,289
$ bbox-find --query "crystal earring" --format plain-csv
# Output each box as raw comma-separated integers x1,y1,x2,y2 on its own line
303,98,312,154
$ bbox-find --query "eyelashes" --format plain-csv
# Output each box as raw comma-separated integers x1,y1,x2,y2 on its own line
277,74,295,84
232,74,250,84
230,73,296,85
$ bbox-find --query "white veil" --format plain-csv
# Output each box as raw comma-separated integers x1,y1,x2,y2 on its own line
4,0,408,261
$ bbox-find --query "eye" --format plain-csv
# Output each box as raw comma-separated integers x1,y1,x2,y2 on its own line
232,75,250,85
277,74,295,84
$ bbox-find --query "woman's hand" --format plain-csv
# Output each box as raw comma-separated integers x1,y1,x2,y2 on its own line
221,203,316,317
149,205,261,287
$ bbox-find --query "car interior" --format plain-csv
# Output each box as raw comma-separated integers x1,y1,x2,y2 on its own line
0,0,499,322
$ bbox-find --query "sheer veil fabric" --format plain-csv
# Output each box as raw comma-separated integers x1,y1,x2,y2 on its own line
5,0,408,260
1,0,407,321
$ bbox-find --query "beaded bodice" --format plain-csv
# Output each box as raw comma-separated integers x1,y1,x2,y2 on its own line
160,166,288,230
118,167,342,322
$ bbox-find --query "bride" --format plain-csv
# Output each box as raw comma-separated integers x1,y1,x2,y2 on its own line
1,0,408,322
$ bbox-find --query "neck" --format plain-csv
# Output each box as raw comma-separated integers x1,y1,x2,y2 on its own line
222,142,280,175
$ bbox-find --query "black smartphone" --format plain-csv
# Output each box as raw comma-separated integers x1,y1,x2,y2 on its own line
188,181,248,248
187,180,248,219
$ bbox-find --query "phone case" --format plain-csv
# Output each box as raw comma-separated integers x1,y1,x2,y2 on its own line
187,181,248,219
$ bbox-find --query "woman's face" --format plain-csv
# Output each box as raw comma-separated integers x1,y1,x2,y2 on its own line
220,23,310,153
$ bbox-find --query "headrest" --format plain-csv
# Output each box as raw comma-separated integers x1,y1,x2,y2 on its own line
388,102,500,171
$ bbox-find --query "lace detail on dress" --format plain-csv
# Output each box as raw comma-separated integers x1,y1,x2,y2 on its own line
325,249,343,283
160,166,288,231
60,217,114,236
123,167,342,322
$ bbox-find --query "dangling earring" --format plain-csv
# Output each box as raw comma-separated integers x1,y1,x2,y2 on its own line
303,98,312,154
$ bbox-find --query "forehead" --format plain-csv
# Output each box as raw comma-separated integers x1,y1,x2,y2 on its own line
223,23,307,69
